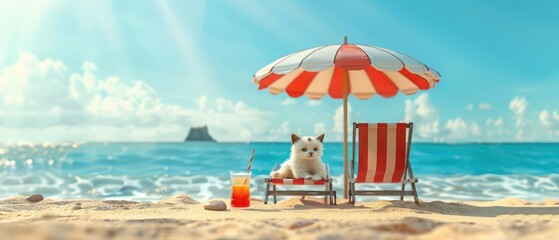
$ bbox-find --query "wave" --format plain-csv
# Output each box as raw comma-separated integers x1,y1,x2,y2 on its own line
1,172,557,202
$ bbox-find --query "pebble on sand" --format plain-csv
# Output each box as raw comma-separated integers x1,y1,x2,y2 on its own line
204,200,227,211
26,194,44,202
71,203,82,210
289,218,315,230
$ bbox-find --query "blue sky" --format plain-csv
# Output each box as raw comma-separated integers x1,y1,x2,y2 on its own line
1,0,558,142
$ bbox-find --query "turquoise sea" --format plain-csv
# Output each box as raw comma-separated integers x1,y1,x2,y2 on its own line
1,142,558,202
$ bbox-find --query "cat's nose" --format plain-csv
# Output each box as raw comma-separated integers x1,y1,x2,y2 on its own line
309,152,314,156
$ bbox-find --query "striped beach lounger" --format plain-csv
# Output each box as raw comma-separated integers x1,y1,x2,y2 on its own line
349,122,419,205
264,163,336,205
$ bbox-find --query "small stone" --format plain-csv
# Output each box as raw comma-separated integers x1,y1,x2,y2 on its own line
373,217,441,234
26,194,44,202
204,200,227,211
71,203,82,210
289,218,315,230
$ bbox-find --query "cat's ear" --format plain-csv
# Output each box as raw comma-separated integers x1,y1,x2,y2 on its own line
316,133,325,143
291,134,301,144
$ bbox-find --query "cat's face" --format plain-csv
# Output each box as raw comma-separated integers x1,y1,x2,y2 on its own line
290,134,325,160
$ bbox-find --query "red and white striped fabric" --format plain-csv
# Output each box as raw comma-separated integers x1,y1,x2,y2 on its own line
253,44,440,99
356,123,408,183
269,178,327,185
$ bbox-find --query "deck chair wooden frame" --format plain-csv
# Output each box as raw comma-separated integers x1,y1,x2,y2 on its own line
349,122,419,205
264,163,336,205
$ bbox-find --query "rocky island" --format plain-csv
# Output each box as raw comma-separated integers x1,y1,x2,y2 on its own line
185,126,216,142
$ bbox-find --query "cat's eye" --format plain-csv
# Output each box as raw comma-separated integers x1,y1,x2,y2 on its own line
313,148,318,151
302,148,307,152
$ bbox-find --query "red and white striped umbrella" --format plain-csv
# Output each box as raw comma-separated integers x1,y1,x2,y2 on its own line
252,37,440,198
253,43,440,99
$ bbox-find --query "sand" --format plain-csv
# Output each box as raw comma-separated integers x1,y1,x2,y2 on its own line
1,195,558,239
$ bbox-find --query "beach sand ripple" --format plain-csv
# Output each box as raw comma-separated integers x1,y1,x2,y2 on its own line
0,195,558,239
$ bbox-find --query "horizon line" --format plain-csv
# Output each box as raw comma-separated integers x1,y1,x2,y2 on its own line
2,141,558,145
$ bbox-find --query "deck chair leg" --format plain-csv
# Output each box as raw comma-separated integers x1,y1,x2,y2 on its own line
330,183,335,205
400,183,406,201
349,182,353,205
348,182,352,205
334,192,337,205
273,185,277,204
264,182,270,204
411,182,419,205
326,182,330,205
347,183,352,205
349,182,355,205
324,184,328,204
352,183,356,205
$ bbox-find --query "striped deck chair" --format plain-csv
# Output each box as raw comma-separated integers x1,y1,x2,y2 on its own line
264,163,336,205
349,122,419,205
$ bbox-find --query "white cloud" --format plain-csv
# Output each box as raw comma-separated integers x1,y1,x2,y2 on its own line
494,117,504,127
539,109,559,128
443,118,483,141
509,96,530,140
404,94,488,141
478,103,491,110
539,110,552,127
0,52,271,142
471,122,481,136
404,93,440,139
509,96,528,126
405,93,437,121
280,98,296,106
306,100,322,107
444,118,469,139
514,130,524,140
539,110,559,137
333,103,352,133
268,121,290,141
0,52,68,109
486,117,505,128
416,121,441,140
467,103,491,111
485,117,509,138
332,103,353,141
197,95,208,110
314,122,326,135
189,97,271,142
415,94,436,118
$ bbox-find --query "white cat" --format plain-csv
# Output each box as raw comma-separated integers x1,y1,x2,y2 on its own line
270,133,327,181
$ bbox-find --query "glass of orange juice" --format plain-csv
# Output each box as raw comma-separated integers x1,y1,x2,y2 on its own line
230,171,251,208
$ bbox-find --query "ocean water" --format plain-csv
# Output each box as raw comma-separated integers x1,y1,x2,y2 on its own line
0,142,558,202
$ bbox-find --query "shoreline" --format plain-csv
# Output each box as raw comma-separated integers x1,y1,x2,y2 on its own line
1,195,558,239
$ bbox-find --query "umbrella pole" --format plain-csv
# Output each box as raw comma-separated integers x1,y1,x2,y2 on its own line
343,71,349,199
342,35,349,199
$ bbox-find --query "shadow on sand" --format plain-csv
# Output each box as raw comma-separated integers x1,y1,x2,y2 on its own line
367,200,559,217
